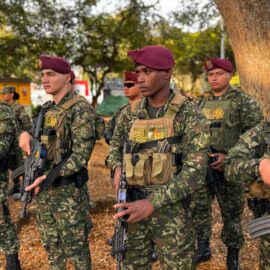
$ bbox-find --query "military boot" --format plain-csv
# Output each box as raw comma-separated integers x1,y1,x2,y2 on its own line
195,239,211,265
226,247,242,270
6,253,21,270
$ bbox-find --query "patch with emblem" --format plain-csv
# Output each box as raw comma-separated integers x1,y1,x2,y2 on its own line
44,116,58,128
202,107,224,120
205,60,213,70
132,127,167,143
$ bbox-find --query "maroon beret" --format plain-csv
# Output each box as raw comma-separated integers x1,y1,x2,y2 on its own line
39,55,71,74
128,45,175,70
123,71,138,83
204,58,234,73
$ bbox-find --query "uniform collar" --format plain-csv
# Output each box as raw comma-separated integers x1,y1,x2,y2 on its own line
208,85,238,100
52,92,73,106
137,90,175,119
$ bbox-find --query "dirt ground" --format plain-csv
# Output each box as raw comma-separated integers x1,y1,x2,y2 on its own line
0,140,260,270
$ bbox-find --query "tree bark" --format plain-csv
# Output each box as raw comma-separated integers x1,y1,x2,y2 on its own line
214,0,270,116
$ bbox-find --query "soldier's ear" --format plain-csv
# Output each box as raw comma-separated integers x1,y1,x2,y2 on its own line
164,69,172,80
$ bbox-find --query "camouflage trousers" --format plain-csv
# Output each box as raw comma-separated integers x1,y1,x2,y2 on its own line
193,176,245,248
124,199,195,270
36,182,92,270
0,172,19,254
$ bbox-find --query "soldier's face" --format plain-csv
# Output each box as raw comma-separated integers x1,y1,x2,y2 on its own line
135,65,171,97
124,83,141,100
41,69,70,95
2,93,13,102
207,68,232,92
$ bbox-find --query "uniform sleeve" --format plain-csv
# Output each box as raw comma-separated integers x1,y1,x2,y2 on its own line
60,104,96,177
225,122,265,186
107,111,131,170
149,104,210,209
0,109,16,159
239,94,263,133
17,106,32,133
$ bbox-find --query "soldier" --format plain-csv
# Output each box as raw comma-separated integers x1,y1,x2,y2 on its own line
193,58,263,269
104,71,141,145
19,55,96,270
1,86,31,198
107,45,209,269
225,119,270,270
1,86,31,133
0,101,21,269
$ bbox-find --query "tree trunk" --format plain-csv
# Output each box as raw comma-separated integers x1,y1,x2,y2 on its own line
214,0,270,117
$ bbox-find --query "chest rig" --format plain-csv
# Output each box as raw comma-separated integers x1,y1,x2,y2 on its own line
40,96,88,166
200,93,241,153
124,94,186,186
248,121,270,198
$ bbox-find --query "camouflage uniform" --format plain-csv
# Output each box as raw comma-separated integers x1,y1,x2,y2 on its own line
0,102,19,254
108,91,209,269
193,86,263,249
10,102,31,134
35,93,96,270
104,104,129,144
225,120,270,270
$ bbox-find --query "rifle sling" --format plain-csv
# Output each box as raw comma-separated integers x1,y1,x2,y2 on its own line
40,155,69,190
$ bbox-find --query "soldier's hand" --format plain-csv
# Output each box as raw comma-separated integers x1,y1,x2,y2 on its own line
19,131,32,156
25,175,46,195
113,167,121,191
210,153,226,172
113,199,154,224
259,159,270,186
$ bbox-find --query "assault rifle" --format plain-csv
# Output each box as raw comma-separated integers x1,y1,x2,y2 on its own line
111,143,128,270
13,107,48,218
205,147,223,205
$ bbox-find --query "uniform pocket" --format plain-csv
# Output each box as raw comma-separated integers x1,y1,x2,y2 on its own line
151,152,174,184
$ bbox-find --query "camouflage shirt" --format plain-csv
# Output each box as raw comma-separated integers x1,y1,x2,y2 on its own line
225,120,269,186
195,85,263,134
11,102,31,134
0,102,16,168
42,93,96,178
108,91,210,209
104,103,129,144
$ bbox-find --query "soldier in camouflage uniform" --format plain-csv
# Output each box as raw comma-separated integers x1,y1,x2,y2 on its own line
1,86,31,133
193,58,263,269
19,55,96,270
104,71,141,145
0,101,21,269
225,119,270,270
108,45,209,269
1,86,32,198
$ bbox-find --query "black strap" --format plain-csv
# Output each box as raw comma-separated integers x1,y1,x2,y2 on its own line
40,155,69,190
127,135,182,152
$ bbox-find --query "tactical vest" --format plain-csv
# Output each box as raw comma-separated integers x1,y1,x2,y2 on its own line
124,94,186,186
200,94,241,152
248,121,270,198
40,95,92,165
